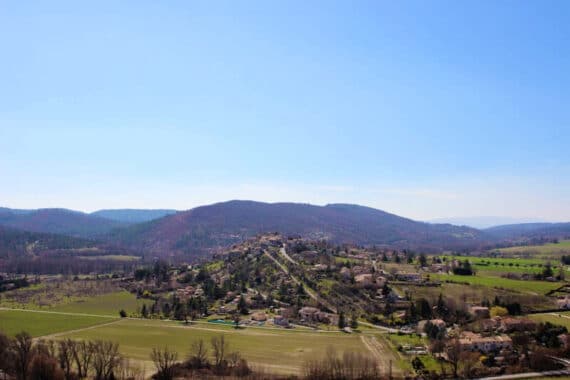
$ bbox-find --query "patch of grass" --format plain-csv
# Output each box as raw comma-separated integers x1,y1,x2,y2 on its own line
0,309,113,337
384,334,439,372
0,289,151,317
496,240,570,256
529,312,570,329
333,256,363,264
431,273,562,295
442,255,551,268
204,260,224,272
386,333,427,347
51,291,151,316
77,255,140,261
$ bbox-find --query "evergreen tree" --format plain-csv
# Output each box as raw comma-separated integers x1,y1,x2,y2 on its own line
141,304,148,318
436,293,447,317
338,311,346,329
350,314,359,329
238,295,249,315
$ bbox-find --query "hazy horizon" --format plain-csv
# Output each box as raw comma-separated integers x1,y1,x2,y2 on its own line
2,1,569,221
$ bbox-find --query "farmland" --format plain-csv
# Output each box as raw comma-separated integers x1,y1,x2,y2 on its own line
0,280,150,316
430,273,563,295
529,312,570,330
58,318,385,375
496,240,570,257
0,306,400,376
441,255,561,274
0,308,113,337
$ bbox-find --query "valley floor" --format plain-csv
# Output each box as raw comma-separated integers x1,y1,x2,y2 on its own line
0,306,403,377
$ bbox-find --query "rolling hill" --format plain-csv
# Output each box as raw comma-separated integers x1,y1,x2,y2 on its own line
485,222,570,240
109,200,486,258
0,226,97,258
0,208,124,238
91,209,178,223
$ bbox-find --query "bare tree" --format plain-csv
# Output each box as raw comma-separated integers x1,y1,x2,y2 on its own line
13,332,33,380
302,347,379,380
70,340,94,379
227,352,241,368
460,351,480,378
29,354,64,380
57,339,76,380
92,341,121,380
0,332,14,378
210,335,229,369
446,338,462,379
188,339,208,369
150,346,178,380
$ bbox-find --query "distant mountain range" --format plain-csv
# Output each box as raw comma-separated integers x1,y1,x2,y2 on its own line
485,222,570,240
0,202,568,260
0,207,178,237
0,225,97,259
428,216,550,229
91,209,177,223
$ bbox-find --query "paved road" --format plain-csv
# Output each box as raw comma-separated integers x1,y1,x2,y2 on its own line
359,321,398,333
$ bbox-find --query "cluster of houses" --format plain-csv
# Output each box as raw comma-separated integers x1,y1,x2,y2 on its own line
459,331,513,354
298,306,339,326
175,285,204,300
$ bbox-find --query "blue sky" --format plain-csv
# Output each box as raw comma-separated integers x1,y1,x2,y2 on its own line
1,1,569,220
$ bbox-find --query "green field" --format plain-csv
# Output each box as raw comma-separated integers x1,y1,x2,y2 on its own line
496,240,570,256
0,309,113,337
431,273,563,294
441,255,559,275
444,255,547,266
58,318,381,375
0,290,150,317
529,312,570,329
77,255,141,261
384,334,439,372
50,291,151,316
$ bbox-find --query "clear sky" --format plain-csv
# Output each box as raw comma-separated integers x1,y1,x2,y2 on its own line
1,1,569,221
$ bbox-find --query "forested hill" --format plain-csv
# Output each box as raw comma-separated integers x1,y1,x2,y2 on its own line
109,200,485,259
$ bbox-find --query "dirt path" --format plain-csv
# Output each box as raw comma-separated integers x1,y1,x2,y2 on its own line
360,335,401,376
37,319,121,340
264,252,337,313
279,246,298,265
0,306,116,319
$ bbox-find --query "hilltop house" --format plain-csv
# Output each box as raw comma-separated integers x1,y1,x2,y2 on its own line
499,317,536,333
459,332,513,353
395,272,422,282
557,296,570,309
469,306,491,319
298,307,338,325
273,315,290,327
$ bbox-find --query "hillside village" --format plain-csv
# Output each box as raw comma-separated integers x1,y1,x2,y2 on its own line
96,233,570,378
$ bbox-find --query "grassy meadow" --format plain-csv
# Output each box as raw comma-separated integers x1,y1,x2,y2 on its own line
56,318,388,375
529,312,570,329
0,286,150,317
0,309,113,337
49,291,151,316
430,273,562,295
496,240,570,257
